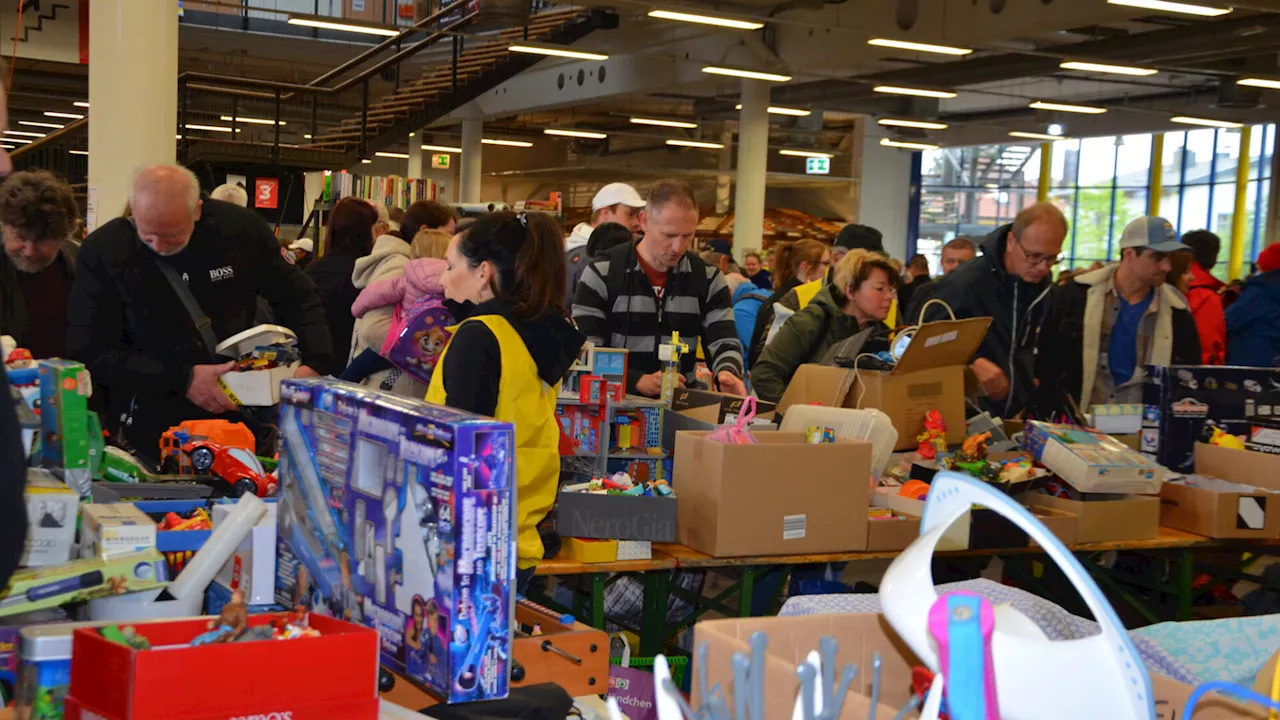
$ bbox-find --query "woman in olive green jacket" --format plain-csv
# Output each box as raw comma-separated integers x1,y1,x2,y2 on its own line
753,250,901,404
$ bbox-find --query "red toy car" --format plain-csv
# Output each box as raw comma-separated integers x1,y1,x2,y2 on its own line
181,440,277,498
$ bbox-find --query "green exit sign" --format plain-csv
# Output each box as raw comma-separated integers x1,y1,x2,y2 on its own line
431,154,451,169
805,157,830,175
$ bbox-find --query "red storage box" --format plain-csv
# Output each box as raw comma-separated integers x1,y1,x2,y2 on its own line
64,614,378,720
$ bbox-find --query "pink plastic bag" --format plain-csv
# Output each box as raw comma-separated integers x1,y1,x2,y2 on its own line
705,395,759,444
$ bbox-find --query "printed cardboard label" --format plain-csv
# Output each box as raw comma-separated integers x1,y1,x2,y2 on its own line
783,514,807,540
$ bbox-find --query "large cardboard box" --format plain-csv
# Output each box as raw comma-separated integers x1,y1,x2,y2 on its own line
674,432,872,556
1197,441,1280,492
1156,443,1280,539
1025,493,1160,543
871,487,1078,549
1143,364,1280,472
776,318,989,450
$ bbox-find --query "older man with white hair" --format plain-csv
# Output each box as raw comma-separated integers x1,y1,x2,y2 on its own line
66,165,333,459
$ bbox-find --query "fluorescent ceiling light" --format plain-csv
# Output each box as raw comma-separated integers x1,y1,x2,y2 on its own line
1059,60,1158,76
19,121,63,129
4,130,45,138
1239,77,1280,90
508,43,608,60
1107,0,1231,16
361,159,373,163
422,144,463,153
303,134,312,139
73,101,89,108
1,145,13,150
544,128,608,139
734,104,812,116
1009,131,1066,141
702,66,792,82
631,116,698,129
880,138,938,151
44,111,83,119
1029,100,1108,114
779,149,834,158
878,118,948,130
3,138,30,144
287,16,399,36
867,38,972,56
873,85,957,99
184,124,238,133
667,139,725,149
482,138,534,147
647,9,763,30
220,115,286,126
375,151,410,159
70,150,88,156
1171,115,1243,128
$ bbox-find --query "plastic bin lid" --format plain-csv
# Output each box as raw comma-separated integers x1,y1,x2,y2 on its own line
216,324,298,358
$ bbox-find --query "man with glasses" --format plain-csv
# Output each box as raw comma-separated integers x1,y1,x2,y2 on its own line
66,165,334,459
908,202,1068,416
0,170,80,358
1035,216,1200,418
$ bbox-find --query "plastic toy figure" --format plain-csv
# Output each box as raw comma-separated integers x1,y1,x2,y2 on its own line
1205,424,1246,450
182,440,278,497
916,410,948,460
999,457,1034,484
959,432,992,462
191,590,249,645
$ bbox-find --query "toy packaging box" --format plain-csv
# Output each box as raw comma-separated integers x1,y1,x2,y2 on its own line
1021,421,1164,495
21,469,79,567
274,378,515,703
38,360,95,497
1143,365,1280,472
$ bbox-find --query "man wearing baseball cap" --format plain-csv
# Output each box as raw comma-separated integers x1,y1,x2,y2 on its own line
565,182,645,305
287,238,314,268
1035,216,1200,417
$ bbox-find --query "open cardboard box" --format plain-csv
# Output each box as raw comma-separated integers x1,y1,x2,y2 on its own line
776,318,990,451
1157,443,1280,539
871,486,1078,549
1025,492,1160,544
694,612,1273,719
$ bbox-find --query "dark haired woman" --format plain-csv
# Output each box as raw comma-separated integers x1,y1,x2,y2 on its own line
306,196,377,365
427,211,584,591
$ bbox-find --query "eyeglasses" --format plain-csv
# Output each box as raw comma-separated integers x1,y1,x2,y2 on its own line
1011,232,1061,267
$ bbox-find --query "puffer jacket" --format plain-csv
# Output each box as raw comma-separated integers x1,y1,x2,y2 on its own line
348,233,422,396
352,257,446,319
1226,270,1280,367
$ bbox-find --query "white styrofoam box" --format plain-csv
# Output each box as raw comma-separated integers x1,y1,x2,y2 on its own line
779,406,899,479
212,502,278,605
616,540,652,561
21,469,79,567
218,362,300,407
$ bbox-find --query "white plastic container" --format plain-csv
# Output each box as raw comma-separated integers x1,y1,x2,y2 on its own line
778,406,899,480
216,324,300,406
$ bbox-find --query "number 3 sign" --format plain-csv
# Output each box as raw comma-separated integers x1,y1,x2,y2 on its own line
255,178,279,209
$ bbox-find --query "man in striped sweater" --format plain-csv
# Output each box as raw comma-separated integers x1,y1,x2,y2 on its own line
572,179,746,398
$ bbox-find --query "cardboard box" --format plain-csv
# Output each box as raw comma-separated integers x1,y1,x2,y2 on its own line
1144,364,1280,472
1161,476,1280,540
562,537,618,564
670,388,776,424
1246,419,1280,455
39,359,94,496
21,469,79,567
0,550,168,618
865,513,920,552
213,502,278,605
1197,441,1280,492
555,490,676,542
274,379,514,703
1022,421,1164,494
80,503,157,561
1025,493,1160,543
674,432,871,556
776,318,990,450
870,487,1077,549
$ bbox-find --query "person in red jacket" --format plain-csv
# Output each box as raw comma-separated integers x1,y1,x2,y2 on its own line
1180,230,1227,365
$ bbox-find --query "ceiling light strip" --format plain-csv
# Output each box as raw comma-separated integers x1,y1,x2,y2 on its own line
509,43,608,60
873,85,957,99
880,138,938,151
1029,100,1108,114
878,118,948,130
868,38,972,55
667,139,725,149
703,66,792,82
647,9,764,30
1106,0,1231,17
1059,60,1158,76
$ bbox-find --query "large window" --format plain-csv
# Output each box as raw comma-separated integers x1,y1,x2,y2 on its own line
913,126,1274,277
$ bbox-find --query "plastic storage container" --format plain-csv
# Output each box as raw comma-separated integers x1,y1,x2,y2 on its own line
778,405,898,479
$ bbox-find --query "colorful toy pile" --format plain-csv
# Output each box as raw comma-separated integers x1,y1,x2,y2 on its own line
231,340,300,372
569,471,675,498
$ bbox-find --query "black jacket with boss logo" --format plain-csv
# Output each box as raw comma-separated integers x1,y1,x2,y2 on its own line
66,198,334,456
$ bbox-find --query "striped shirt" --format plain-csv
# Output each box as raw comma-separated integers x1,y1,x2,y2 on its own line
571,242,744,392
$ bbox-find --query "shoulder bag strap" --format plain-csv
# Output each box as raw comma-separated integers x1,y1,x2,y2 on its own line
154,260,220,361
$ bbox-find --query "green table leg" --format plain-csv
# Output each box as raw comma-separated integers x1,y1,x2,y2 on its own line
639,572,671,656
740,567,756,617
591,573,606,629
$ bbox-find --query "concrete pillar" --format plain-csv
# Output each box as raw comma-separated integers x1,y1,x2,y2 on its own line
88,0,177,231
715,127,734,216
733,80,769,258
459,119,483,204
407,131,424,179
857,128,913,262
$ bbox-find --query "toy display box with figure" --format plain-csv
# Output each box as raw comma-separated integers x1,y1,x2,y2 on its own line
1144,364,1280,472
39,359,98,497
273,378,515,704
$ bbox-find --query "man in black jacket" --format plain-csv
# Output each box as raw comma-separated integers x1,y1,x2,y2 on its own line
1035,216,1200,418
66,165,334,459
907,203,1067,417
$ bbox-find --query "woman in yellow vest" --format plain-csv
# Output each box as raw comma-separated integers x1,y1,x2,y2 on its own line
428,211,585,592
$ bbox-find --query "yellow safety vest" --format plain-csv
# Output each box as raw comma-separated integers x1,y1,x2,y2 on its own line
426,315,560,570
796,278,898,326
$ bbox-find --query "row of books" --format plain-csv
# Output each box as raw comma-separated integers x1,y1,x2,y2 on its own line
310,171,443,208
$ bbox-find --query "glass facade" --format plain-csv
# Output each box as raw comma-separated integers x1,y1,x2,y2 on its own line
914,125,1275,279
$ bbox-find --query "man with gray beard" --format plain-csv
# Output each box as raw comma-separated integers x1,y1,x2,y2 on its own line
0,170,80,358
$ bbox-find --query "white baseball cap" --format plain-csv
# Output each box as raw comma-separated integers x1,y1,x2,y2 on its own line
591,182,646,212
288,238,314,253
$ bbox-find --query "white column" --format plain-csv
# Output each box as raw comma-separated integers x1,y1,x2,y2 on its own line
88,0,177,231
732,79,769,257
459,119,483,204
407,131,424,179
715,127,734,216
857,127,913,261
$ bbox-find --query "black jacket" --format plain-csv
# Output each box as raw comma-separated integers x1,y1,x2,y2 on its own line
906,223,1052,417
304,250,363,366
747,275,803,370
0,364,27,592
0,239,78,347
66,199,334,456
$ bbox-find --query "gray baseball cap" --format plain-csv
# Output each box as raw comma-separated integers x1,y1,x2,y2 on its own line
1118,216,1189,254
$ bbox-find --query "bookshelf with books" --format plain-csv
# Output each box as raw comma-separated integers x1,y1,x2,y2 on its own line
305,170,443,209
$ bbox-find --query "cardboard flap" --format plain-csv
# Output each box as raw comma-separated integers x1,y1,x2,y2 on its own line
1196,442,1280,492
893,317,991,375
671,388,776,424
776,364,857,416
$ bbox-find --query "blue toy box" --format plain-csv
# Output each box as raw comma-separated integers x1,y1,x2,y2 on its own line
273,379,515,703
